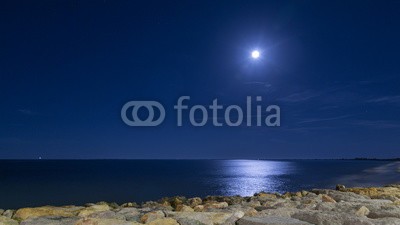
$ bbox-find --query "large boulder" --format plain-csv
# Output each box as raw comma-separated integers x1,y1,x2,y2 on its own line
116,208,141,221
0,216,18,225
14,206,82,221
78,205,110,217
75,218,141,225
20,216,80,225
167,211,244,225
237,216,312,225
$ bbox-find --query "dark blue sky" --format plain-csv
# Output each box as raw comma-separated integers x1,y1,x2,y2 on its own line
1,1,400,159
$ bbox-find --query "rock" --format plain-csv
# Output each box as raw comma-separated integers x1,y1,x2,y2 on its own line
282,193,292,199
193,205,205,212
292,210,374,225
121,203,138,208
167,211,243,225
108,202,120,209
147,218,179,225
14,206,81,221
300,191,308,197
87,210,125,220
244,208,258,216
187,197,202,207
2,210,14,219
237,216,312,225
204,201,229,209
255,192,277,199
78,205,111,217
355,206,370,217
75,218,141,225
336,184,346,191
340,186,400,200
116,208,141,221
368,204,400,219
0,209,4,215
20,216,80,225
175,205,194,212
321,195,336,203
257,208,301,218
140,210,165,223
294,192,302,198
0,216,18,225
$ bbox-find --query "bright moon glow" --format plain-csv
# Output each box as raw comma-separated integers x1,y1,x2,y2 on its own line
251,50,260,59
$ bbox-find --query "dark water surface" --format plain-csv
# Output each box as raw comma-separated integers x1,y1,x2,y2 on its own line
0,160,399,209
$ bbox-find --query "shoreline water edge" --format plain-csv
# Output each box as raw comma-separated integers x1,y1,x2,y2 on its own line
0,184,400,225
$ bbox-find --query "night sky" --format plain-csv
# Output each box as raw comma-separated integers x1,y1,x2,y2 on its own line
1,1,400,159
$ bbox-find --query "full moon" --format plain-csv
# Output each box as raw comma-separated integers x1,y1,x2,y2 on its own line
251,50,260,59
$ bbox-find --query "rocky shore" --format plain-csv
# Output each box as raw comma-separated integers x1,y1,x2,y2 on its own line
1,185,400,225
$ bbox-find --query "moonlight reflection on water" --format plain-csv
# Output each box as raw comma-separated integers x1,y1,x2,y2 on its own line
218,160,295,196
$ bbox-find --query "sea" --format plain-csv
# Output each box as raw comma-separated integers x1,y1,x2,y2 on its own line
0,159,399,209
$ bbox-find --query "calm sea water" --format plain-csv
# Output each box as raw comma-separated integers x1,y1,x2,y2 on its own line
0,160,399,209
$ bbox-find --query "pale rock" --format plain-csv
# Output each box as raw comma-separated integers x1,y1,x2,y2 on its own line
167,211,243,225
87,210,125,220
78,205,110,217
292,210,374,225
175,205,194,212
147,218,179,225
193,205,205,212
2,210,14,219
14,206,81,221
204,202,229,209
20,216,80,225
355,206,370,217
321,194,336,203
116,208,141,221
0,216,18,225
75,218,141,225
187,197,202,207
237,216,312,225
140,210,165,223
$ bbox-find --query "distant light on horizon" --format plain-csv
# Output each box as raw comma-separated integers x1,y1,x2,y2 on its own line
251,50,260,59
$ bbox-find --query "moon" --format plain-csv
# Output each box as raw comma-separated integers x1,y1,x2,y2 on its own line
251,50,260,59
